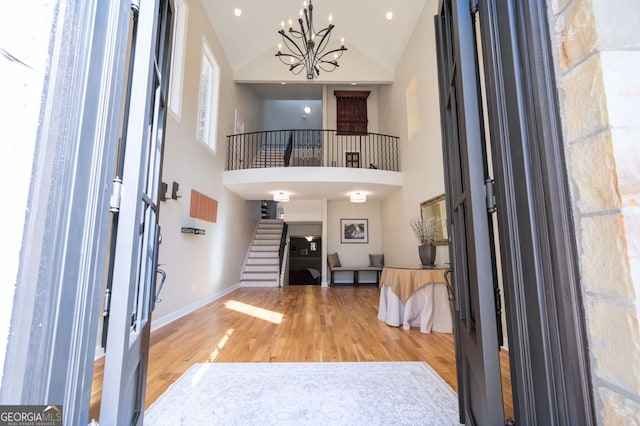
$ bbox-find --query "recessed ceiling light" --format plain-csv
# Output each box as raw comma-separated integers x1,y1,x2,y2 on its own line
385,11,393,21
234,8,242,17
281,82,287,85
351,82,358,85
303,106,311,114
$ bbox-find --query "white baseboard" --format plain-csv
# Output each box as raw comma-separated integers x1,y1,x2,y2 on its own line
94,283,241,360
151,283,241,332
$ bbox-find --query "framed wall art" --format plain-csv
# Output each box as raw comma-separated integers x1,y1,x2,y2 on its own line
340,218,368,244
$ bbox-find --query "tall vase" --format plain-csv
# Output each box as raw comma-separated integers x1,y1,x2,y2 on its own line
418,244,436,267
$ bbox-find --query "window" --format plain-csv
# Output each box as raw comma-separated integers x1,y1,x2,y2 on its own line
335,90,370,135
197,39,220,151
168,0,188,118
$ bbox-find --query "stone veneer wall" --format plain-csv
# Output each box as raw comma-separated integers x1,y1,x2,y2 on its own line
549,0,640,422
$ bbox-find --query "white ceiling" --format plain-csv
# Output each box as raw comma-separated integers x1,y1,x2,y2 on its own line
203,0,429,90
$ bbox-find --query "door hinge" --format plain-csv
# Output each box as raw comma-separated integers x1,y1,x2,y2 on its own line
103,288,111,318
109,177,122,213
505,417,515,426
485,178,497,213
131,0,140,14
470,0,479,13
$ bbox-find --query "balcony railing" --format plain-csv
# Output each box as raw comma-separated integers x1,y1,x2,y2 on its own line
226,129,400,171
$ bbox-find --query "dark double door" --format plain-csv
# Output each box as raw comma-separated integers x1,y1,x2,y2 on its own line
434,1,594,424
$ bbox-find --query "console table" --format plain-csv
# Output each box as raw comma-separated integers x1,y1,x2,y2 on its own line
377,266,453,334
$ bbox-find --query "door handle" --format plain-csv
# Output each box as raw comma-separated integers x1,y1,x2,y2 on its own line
154,267,167,304
444,266,455,303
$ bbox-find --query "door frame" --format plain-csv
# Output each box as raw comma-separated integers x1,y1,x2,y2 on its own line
434,0,505,423
99,0,173,423
441,0,595,423
0,1,133,424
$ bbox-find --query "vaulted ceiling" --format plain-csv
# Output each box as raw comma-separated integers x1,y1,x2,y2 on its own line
206,1,431,201
202,0,430,97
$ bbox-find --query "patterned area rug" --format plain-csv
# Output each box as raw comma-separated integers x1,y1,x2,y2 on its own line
145,362,460,425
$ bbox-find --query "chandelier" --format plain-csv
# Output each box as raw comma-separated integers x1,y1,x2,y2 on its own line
276,1,347,80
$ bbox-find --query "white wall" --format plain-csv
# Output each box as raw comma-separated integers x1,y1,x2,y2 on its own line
264,100,322,130
378,1,448,267
327,200,383,283
151,0,264,328
282,200,324,222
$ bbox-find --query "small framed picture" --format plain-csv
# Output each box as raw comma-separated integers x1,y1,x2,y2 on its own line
340,219,368,244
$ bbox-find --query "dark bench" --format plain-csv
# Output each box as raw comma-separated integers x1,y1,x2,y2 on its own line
329,266,382,286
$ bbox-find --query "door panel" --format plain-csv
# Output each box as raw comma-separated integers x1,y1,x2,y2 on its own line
435,1,504,424
100,0,172,424
469,1,595,423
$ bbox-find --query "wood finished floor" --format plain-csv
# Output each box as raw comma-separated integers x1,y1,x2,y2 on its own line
90,285,513,421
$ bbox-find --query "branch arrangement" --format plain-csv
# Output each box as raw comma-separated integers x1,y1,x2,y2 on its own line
409,216,442,246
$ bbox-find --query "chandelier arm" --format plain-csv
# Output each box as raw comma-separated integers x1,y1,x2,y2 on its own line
278,30,307,59
312,26,334,57
303,9,313,39
307,2,318,36
276,52,303,67
306,54,317,79
318,61,339,72
287,29,306,40
317,46,347,63
290,62,304,74
297,18,310,49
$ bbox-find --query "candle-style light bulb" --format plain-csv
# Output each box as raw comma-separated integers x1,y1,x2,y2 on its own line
278,43,282,51
281,21,285,29
341,37,345,46
288,19,293,27
328,14,333,23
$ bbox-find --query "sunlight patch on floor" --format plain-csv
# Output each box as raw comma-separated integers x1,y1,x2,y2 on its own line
208,328,234,362
224,300,283,324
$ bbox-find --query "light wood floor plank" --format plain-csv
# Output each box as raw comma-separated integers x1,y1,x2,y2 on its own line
89,285,513,421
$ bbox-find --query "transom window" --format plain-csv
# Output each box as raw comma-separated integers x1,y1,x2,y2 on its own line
167,0,188,118
197,39,220,152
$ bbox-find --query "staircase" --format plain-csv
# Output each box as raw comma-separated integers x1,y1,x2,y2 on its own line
252,150,284,168
240,219,285,287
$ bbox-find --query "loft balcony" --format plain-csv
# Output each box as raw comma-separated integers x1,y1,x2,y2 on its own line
226,129,399,171
223,129,403,201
